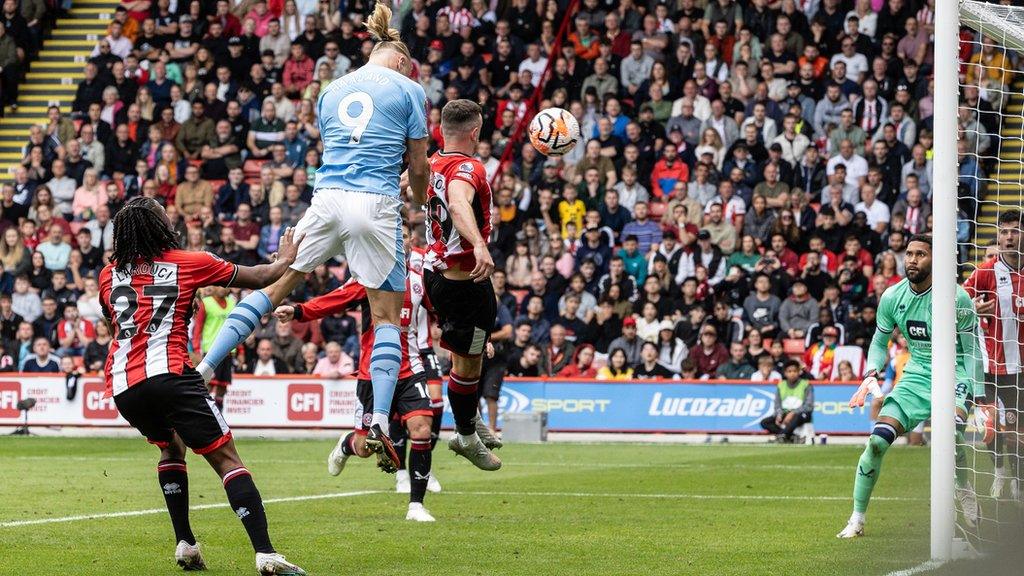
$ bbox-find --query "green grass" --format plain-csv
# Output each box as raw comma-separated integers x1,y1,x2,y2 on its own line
0,437,937,575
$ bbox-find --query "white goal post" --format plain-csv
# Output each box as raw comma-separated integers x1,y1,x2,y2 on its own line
935,0,1024,563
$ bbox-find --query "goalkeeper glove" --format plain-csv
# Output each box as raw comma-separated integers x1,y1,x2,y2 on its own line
975,402,997,444
849,370,883,408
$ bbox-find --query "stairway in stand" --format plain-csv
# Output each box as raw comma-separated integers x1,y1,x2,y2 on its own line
0,0,119,173
972,77,1024,264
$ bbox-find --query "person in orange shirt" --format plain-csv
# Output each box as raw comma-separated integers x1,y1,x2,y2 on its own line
568,15,600,61
109,6,139,42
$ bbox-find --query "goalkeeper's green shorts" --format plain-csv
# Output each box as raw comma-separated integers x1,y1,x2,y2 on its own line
879,374,970,433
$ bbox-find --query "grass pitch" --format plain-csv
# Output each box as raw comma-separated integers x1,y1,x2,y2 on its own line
0,437,935,575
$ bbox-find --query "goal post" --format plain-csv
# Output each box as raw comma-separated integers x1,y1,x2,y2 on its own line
932,0,958,563
937,0,1024,563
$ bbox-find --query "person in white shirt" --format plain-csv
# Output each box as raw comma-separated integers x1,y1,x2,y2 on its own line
252,339,289,376
825,139,868,201
853,183,890,234
829,35,869,83
92,21,133,59
518,43,548,87
476,141,501,182
750,354,783,382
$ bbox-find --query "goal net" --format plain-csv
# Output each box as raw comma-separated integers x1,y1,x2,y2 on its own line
953,0,1024,557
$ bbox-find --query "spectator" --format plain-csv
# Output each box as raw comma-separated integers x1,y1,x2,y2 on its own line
20,337,61,372
689,324,729,378
717,341,755,380
779,279,820,340
656,320,687,374
56,302,95,357
760,360,814,442
248,338,291,375
596,347,633,380
750,354,783,382
312,341,354,378
175,164,215,218
634,341,675,379
558,343,597,378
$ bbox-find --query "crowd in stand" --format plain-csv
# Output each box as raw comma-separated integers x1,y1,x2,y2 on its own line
2,0,1011,383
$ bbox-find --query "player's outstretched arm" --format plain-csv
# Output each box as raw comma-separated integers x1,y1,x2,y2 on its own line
406,137,430,205
231,227,305,289
448,179,494,282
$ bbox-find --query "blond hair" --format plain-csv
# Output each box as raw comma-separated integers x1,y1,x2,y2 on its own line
366,3,409,57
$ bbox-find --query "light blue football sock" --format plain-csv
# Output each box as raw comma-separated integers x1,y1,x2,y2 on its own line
197,290,272,381
369,324,402,428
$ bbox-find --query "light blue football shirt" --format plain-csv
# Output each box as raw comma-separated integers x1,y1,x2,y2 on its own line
315,63,428,196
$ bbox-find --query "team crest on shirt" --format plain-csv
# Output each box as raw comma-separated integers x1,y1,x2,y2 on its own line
458,162,474,173
413,283,422,295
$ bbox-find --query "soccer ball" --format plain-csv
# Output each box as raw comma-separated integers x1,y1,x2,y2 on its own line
528,107,580,157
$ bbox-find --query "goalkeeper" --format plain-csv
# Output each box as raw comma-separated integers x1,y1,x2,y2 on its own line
838,235,983,538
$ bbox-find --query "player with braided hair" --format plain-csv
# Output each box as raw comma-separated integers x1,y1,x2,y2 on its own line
195,2,431,474
101,197,307,574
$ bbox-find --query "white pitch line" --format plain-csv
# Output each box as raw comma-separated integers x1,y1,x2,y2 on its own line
441,490,922,502
883,560,944,576
0,489,922,529
0,490,382,529
3,456,852,470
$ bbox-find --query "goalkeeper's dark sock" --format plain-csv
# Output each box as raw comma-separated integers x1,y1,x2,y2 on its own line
448,371,479,436
409,438,432,505
853,423,896,514
389,419,408,470
222,467,274,554
158,459,196,545
954,428,969,487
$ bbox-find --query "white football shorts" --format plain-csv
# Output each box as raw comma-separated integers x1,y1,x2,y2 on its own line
291,189,406,291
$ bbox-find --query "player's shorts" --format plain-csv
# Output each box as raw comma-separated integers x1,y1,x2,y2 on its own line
480,361,506,401
879,372,969,432
292,189,405,291
353,373,432,433
989,373,1021,427
209,356,233,387
420,349,442,384
424,269,496,357
114,369,232,454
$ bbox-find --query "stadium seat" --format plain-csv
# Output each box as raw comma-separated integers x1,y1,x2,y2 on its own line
243,159,267,179
510,289,529,305
648,202,666,219
207,179,226,190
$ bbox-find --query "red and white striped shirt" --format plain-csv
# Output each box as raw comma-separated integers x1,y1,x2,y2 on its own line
100,251,237,396
295,271,427,380
964,256,1024,375
436,6,476,30
408,247,436,353
425,151,492,273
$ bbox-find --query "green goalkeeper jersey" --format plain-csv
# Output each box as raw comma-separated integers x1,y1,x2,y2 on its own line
866,279,984,397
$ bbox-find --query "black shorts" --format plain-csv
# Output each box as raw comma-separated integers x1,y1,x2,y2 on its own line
210,356,233,387
114,369,232,454
988,373,1023,426
354,374,432,432
420,349,442,384
424,270,496,357
480,361,506,400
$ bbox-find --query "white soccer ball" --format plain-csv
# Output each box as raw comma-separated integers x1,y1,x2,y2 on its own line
528,107,580,157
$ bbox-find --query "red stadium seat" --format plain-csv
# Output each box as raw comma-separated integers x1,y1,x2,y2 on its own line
648,201,666,219
243,159,267,179
783,338,805,358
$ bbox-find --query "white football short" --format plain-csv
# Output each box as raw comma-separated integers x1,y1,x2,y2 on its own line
291,189,406,291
